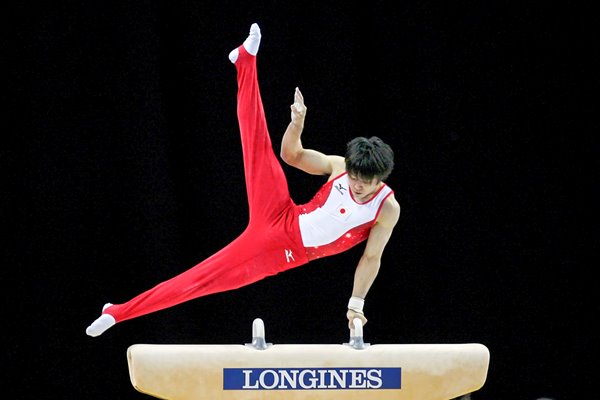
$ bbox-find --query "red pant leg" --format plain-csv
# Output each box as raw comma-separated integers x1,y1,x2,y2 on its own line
234,46,293,226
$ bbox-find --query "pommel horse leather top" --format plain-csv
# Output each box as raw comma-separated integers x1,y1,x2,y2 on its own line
127,318,490,400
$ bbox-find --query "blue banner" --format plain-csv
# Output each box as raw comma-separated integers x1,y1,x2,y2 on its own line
223,367,401,390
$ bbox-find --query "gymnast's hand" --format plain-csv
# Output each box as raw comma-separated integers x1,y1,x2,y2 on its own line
290,87,307,128
347,309,368,330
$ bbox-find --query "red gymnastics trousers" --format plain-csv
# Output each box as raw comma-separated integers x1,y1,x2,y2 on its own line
103,46,309,324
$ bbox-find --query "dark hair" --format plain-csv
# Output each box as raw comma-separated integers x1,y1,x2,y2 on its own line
345,136,394,182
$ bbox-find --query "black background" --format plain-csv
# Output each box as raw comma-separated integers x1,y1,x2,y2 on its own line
5,1,595,399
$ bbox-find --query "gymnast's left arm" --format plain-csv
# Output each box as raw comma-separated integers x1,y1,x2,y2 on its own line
347,195,401,329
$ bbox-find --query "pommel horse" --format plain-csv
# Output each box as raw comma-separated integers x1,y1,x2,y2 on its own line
127,318,490,399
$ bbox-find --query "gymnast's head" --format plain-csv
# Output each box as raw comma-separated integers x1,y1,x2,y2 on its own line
345,136,394,184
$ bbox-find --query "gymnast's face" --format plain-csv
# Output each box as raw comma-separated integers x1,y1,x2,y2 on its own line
347,173,382,203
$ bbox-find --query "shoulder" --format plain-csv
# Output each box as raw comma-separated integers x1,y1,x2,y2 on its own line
379,193,400,226
330,155,345,172
327,155,346,181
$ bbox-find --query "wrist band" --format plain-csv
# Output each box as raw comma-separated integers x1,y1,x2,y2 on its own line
348,296,364,313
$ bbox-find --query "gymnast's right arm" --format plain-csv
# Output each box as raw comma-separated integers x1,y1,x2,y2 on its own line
280,87,344,175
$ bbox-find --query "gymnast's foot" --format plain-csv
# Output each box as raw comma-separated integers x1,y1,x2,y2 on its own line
86,303,116,337
228,23,261,63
